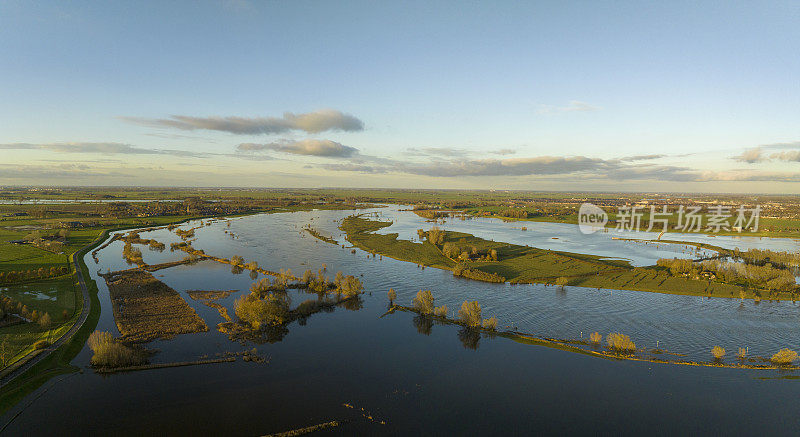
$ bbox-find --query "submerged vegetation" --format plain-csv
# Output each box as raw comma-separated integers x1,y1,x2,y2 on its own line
101,269,208,342
303,225,337,244
412,290,434,314
657,257,797,294
606,333,636,354
220,265,366,342
87,330,148,368
770,348,798,365
458,300,482,327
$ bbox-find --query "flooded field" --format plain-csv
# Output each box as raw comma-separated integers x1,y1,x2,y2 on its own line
3,206,800,435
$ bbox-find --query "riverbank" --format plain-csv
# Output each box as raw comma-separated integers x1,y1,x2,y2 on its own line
389,304,800,371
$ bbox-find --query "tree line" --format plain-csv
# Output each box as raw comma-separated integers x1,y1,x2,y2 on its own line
0,265,69,285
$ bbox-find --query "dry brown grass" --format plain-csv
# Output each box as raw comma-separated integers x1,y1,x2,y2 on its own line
204,301,232,322
186,290,236,300
103,269,208,342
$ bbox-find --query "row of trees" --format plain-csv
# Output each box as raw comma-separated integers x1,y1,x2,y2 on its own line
235,267,365,330
657,257,797,292
410,290,498,330
701,259,797,292
452,264,505,283
733,248,800,269
418,226,500,263
499,208,530,219
0,295,60,328
442,242,498,262
0,265,69,285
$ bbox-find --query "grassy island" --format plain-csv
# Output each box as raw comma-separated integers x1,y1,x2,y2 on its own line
341,214,798,301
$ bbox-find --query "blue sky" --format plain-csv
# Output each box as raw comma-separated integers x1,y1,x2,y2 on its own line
1,0,799,192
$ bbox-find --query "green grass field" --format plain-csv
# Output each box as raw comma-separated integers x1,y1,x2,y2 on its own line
341,215,456,270
341,215,793,300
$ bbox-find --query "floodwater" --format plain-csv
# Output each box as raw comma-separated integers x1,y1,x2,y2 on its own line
3,206,800,436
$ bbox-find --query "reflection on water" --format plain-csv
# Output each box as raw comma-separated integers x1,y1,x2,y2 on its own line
457,327,481,350
4,206,800,435
96,206,800,360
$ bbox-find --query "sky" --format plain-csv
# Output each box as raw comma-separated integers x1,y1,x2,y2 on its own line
1,0,799,192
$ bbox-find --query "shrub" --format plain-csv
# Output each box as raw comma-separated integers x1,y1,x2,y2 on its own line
481,317,498,331
87,330,146,368
38,312,52,328
387,288,397,304
458,301,482,327
433,305,448,317
589,332,602,344
426,227,445,246
711,346,726,360
412,290,434,314
88,330,114,350
234,293,290,329
737,347,747,360
555,277,569,288
607,333,636,353
34,340,50,349
338,275,363,297
442,242,460,259
453,267,505,283
771,348,798,365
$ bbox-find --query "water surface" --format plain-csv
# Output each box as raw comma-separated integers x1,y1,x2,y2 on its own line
3,207,800,436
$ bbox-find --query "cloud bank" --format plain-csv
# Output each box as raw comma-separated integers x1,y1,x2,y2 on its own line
121,109,364,135
0,142,206,157
237,139,358,158
733,142,800,163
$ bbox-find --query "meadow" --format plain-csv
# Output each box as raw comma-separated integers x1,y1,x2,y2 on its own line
341,214,796,300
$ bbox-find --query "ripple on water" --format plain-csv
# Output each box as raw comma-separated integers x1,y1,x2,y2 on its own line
88,206,800,362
